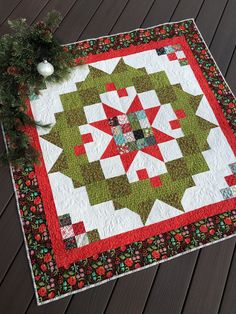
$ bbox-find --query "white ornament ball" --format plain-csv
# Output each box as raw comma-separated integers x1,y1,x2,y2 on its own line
37,60,54,77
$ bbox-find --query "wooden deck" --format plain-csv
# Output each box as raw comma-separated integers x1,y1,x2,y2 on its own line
0,0,236,313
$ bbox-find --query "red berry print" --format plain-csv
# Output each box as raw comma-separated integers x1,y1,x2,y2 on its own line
124,258,134,267
96,266,106,276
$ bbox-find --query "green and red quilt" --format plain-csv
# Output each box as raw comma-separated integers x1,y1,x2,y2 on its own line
10,19,236,304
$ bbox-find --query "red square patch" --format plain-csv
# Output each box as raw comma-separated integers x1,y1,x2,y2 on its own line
150,176,162,188
81,133,93,144
175,109,186,119
168,53,177,61
73,221,86,235
137,169,149,180
169,119,181,130
121,123,132,133
105,83,116,91
74,145,86,156
225,174,236,186
117,88,128,97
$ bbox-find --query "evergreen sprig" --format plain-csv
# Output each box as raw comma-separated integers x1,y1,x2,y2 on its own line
0,11,75,167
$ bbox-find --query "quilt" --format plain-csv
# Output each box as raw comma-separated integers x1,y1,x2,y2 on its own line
8,19,236,304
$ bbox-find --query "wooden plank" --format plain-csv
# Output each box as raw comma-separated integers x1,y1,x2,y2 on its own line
0,196,23,283
35,0,78,23
30,1,133,309
210,0,236,74
26,294,71,314
0,106,14,215
95,1,187,312
78,0,129,40
218,247,236,314
109,0,155,33
195,0,228,45
0,0,52,182
105,267,158,314
0,3,84,313
0,0,50,36
0,4,60,303
0,154,13,217
144,252,198,314
0,1,235,313
182,18,236,311
142,0,179,27
0,246,34,313
65,2,148,312
0,0,51,211
26,1,131,312
104,2,187,312
179,5,236,307
182,239,236,314
54,0,104,44
143,0,232,312
65,281,116,314
0,0,22,24
17,2,91,312
171,0,205,21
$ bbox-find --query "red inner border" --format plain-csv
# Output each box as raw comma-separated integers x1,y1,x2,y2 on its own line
27,36,236,268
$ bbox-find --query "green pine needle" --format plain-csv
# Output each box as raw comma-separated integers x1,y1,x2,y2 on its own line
0,11,76,168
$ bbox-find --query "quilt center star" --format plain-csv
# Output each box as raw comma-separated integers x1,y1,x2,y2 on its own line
109,109,157,154
89,86,182,174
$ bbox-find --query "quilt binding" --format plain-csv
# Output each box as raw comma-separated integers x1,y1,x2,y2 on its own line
1,18,236,305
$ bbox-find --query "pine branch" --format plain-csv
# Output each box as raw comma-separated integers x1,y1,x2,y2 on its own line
0,11,76,168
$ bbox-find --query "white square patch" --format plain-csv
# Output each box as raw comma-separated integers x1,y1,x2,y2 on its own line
84,103,106,123
158,139,183,162
139,117,151,129
75,233,89,247
138,90,161,109
61,225,75,239
100,155,125,179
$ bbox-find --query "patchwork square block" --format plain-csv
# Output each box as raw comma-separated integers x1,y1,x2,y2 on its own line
164,45,175,54
143,127,154,137
114,134,126,145
123,131,135,142
146,135,157,146
229,162,236,174
64,236,77,250
156,47,165,55
109,117,119,126
75,233,89,247
61,225,75,239
121,123,132,133
136,110,146,120
220,187,233,200
59,214,72,227
126,141,138,151
107,102,161,155
133,129,144,140
111,125,122,136
136,138,146,149
128,118,141,130
139,117,151,129
117,114,129,124
117,144,130,154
